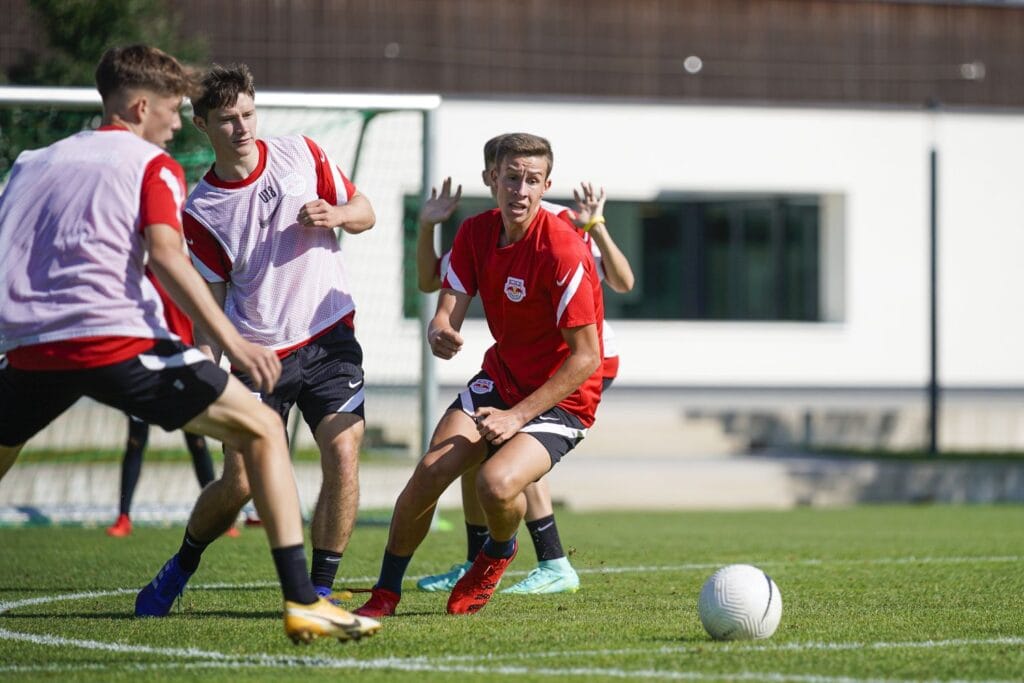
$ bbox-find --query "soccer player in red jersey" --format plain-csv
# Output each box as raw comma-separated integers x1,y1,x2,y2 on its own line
0,45,378,642
355,133,605,617
414,136,635,596
141,63,376,605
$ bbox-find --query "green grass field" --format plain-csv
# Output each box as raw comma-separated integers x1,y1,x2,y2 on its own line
2,506,1023,682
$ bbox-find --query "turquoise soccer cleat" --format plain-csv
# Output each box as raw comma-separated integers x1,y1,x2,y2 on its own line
500,557,580,595
416,561,473,592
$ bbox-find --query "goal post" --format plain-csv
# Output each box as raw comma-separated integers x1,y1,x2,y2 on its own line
0,85,442,460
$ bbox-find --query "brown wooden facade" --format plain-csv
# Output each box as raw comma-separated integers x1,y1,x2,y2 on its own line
3,0,1023,109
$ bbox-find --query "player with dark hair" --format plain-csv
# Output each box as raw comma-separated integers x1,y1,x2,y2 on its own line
355,132,605,617
138,62,376,605
0,45,378,642
415,136,634,595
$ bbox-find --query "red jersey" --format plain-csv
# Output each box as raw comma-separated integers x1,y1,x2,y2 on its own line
443,208,604,426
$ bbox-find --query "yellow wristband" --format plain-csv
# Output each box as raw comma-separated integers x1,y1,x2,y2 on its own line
582,215,605,232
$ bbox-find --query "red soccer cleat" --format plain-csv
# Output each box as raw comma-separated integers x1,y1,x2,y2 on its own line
446,541,518,615
352,587,401,618
106,513,132,537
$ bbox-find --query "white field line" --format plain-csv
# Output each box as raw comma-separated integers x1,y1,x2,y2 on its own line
0,555,1021,681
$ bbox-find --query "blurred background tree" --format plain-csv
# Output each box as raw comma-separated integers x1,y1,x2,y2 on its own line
0,0,213,182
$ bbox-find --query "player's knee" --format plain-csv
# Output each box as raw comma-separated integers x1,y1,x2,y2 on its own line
477,472,519,509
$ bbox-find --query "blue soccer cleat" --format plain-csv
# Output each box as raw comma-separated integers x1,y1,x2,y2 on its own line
416,561,473,592
135,555,193,617
500,557,580,595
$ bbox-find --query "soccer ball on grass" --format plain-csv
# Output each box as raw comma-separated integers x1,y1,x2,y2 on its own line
697,564,782,640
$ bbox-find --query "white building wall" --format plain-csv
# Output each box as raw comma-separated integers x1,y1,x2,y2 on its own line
424,99,1024,390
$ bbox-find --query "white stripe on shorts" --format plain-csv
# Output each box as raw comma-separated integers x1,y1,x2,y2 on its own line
137,347,208,371
336,387,365,414
458,388,474,416
520,422,588,441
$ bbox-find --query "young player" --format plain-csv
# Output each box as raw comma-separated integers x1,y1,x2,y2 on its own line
414,137,635,595
140,63,375,603
0,45,378,642
354,133,604,617
107,271,218,538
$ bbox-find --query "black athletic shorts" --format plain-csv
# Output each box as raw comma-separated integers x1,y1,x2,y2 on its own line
232,321,365,433
0,340,228,447
448,370,588,467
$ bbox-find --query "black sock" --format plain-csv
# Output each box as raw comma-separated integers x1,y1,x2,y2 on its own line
311,548,342,590
118,418,149,515
483,534,517,559
526,514,565,561
376,550,412,595
177,530,211,573
466,523,489,562
272,544,318,604
184,432,215,487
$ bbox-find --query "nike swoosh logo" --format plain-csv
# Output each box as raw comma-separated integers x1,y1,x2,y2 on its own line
348,379,363,388
538,415,559,422
556,272,570,286
185,238,194,245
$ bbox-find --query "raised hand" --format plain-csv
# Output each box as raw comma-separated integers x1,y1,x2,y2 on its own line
572,181,607,226
419,177,463,225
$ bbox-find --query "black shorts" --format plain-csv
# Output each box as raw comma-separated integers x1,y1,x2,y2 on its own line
448,371,588,467
232,322,365,433
0,340,228,447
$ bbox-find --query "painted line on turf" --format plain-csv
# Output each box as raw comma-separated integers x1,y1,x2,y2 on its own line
0,660,1018,683
1,556,1022,682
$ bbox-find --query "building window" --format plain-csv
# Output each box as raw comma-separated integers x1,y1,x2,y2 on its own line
403,194,831,322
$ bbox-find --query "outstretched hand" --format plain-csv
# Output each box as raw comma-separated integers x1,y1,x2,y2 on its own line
572,182,607,226
419,177,463,226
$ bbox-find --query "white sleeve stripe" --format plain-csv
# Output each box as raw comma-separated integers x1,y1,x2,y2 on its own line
189,252,226,283
329,158,350,205
555,262,586,326
158,166,184,212
446,265,468,294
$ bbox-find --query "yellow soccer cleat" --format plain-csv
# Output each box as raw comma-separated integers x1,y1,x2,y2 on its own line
284,598,382,644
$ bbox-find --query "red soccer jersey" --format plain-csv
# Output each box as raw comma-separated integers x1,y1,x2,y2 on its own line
443,208,604,426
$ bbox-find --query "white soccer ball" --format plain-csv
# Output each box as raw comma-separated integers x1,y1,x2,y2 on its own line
698,564,782,640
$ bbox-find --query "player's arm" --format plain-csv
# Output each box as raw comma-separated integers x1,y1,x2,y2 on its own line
475,323,601,446
298,191,375,234
193,280,227,364
427,288,471,359
417,177,463,293
573,182,634,293
146,224,281,392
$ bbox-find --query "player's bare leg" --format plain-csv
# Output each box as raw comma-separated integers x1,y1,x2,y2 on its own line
182,377,303,548
504,470,581,595
137,376,379,640
309,412,363,596
355,410,485,617
416,458,489,592
183,448,252,541
387,410,486,556
447,433,550,614
476,434,551,542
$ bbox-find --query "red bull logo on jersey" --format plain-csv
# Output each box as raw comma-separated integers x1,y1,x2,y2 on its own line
470,378,494,394
504,276,526,302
